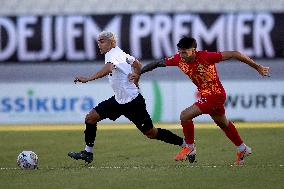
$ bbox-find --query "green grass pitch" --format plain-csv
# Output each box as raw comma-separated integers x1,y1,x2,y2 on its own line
0,123,283,189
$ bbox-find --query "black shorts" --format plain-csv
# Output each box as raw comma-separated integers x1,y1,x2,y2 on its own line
94,93,154,133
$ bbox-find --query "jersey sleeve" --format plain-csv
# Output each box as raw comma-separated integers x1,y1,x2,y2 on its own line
204,51,222,64
105,53,116,65
125,53,136,65
165,53,180,66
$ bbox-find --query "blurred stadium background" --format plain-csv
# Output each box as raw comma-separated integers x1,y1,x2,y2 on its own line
0,0,284,124
0,1,284,189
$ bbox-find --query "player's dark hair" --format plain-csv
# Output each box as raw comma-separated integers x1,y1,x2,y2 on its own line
177,36,197,49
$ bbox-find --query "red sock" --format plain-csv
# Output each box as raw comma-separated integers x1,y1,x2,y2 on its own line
221,121,243,146
181,120,194,144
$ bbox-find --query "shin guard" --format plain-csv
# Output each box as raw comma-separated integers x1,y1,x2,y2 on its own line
84,123,97,147
156,128,183,146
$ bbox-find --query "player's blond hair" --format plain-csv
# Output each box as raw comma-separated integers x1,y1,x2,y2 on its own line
98,31,117,42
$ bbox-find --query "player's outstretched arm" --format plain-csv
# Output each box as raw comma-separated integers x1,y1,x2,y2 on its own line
130,60,143,87
140,58,167,75
74,63,113,83
221,51,270,77
128,58,167,81
132,60,142,75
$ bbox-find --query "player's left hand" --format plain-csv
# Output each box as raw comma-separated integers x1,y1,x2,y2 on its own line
128,73,140,87
128,73,140,81
257,65,270,77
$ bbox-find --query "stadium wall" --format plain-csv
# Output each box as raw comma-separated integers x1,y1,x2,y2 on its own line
1,1,283,124
0,0,284,15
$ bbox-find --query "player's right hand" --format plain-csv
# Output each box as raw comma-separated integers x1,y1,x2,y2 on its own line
128,73,140,81
128,73,140,87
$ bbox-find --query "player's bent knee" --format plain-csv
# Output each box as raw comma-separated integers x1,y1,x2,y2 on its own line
85,113,100,124
180,111,189,122
180,113,192,122
144,128,158,139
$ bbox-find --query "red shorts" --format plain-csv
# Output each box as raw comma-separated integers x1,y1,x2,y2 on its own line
195,94,226,116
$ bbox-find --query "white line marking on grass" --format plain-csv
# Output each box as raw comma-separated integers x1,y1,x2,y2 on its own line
0,167,18,170
1,164,283,171
87,164,284,169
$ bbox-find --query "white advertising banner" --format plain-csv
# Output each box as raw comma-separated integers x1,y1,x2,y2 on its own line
222,81,284,122
0,81,283,124
0,83,112,124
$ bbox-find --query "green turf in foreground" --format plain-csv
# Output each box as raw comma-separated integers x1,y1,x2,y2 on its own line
0,123,283,189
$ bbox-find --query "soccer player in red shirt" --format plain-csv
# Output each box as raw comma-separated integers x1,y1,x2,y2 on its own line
129,36,269,165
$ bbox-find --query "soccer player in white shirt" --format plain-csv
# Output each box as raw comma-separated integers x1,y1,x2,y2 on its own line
68,31,185,163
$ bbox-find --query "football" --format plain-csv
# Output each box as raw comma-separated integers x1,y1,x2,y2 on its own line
17,151,39,170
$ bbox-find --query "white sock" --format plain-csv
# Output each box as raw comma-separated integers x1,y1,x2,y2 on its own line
187,143,195,149
84,145,93,153
181,139,187,147
181,139,194,148
237,143,246,152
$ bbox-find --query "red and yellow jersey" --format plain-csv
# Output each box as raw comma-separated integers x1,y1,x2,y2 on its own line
165,51,225,97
